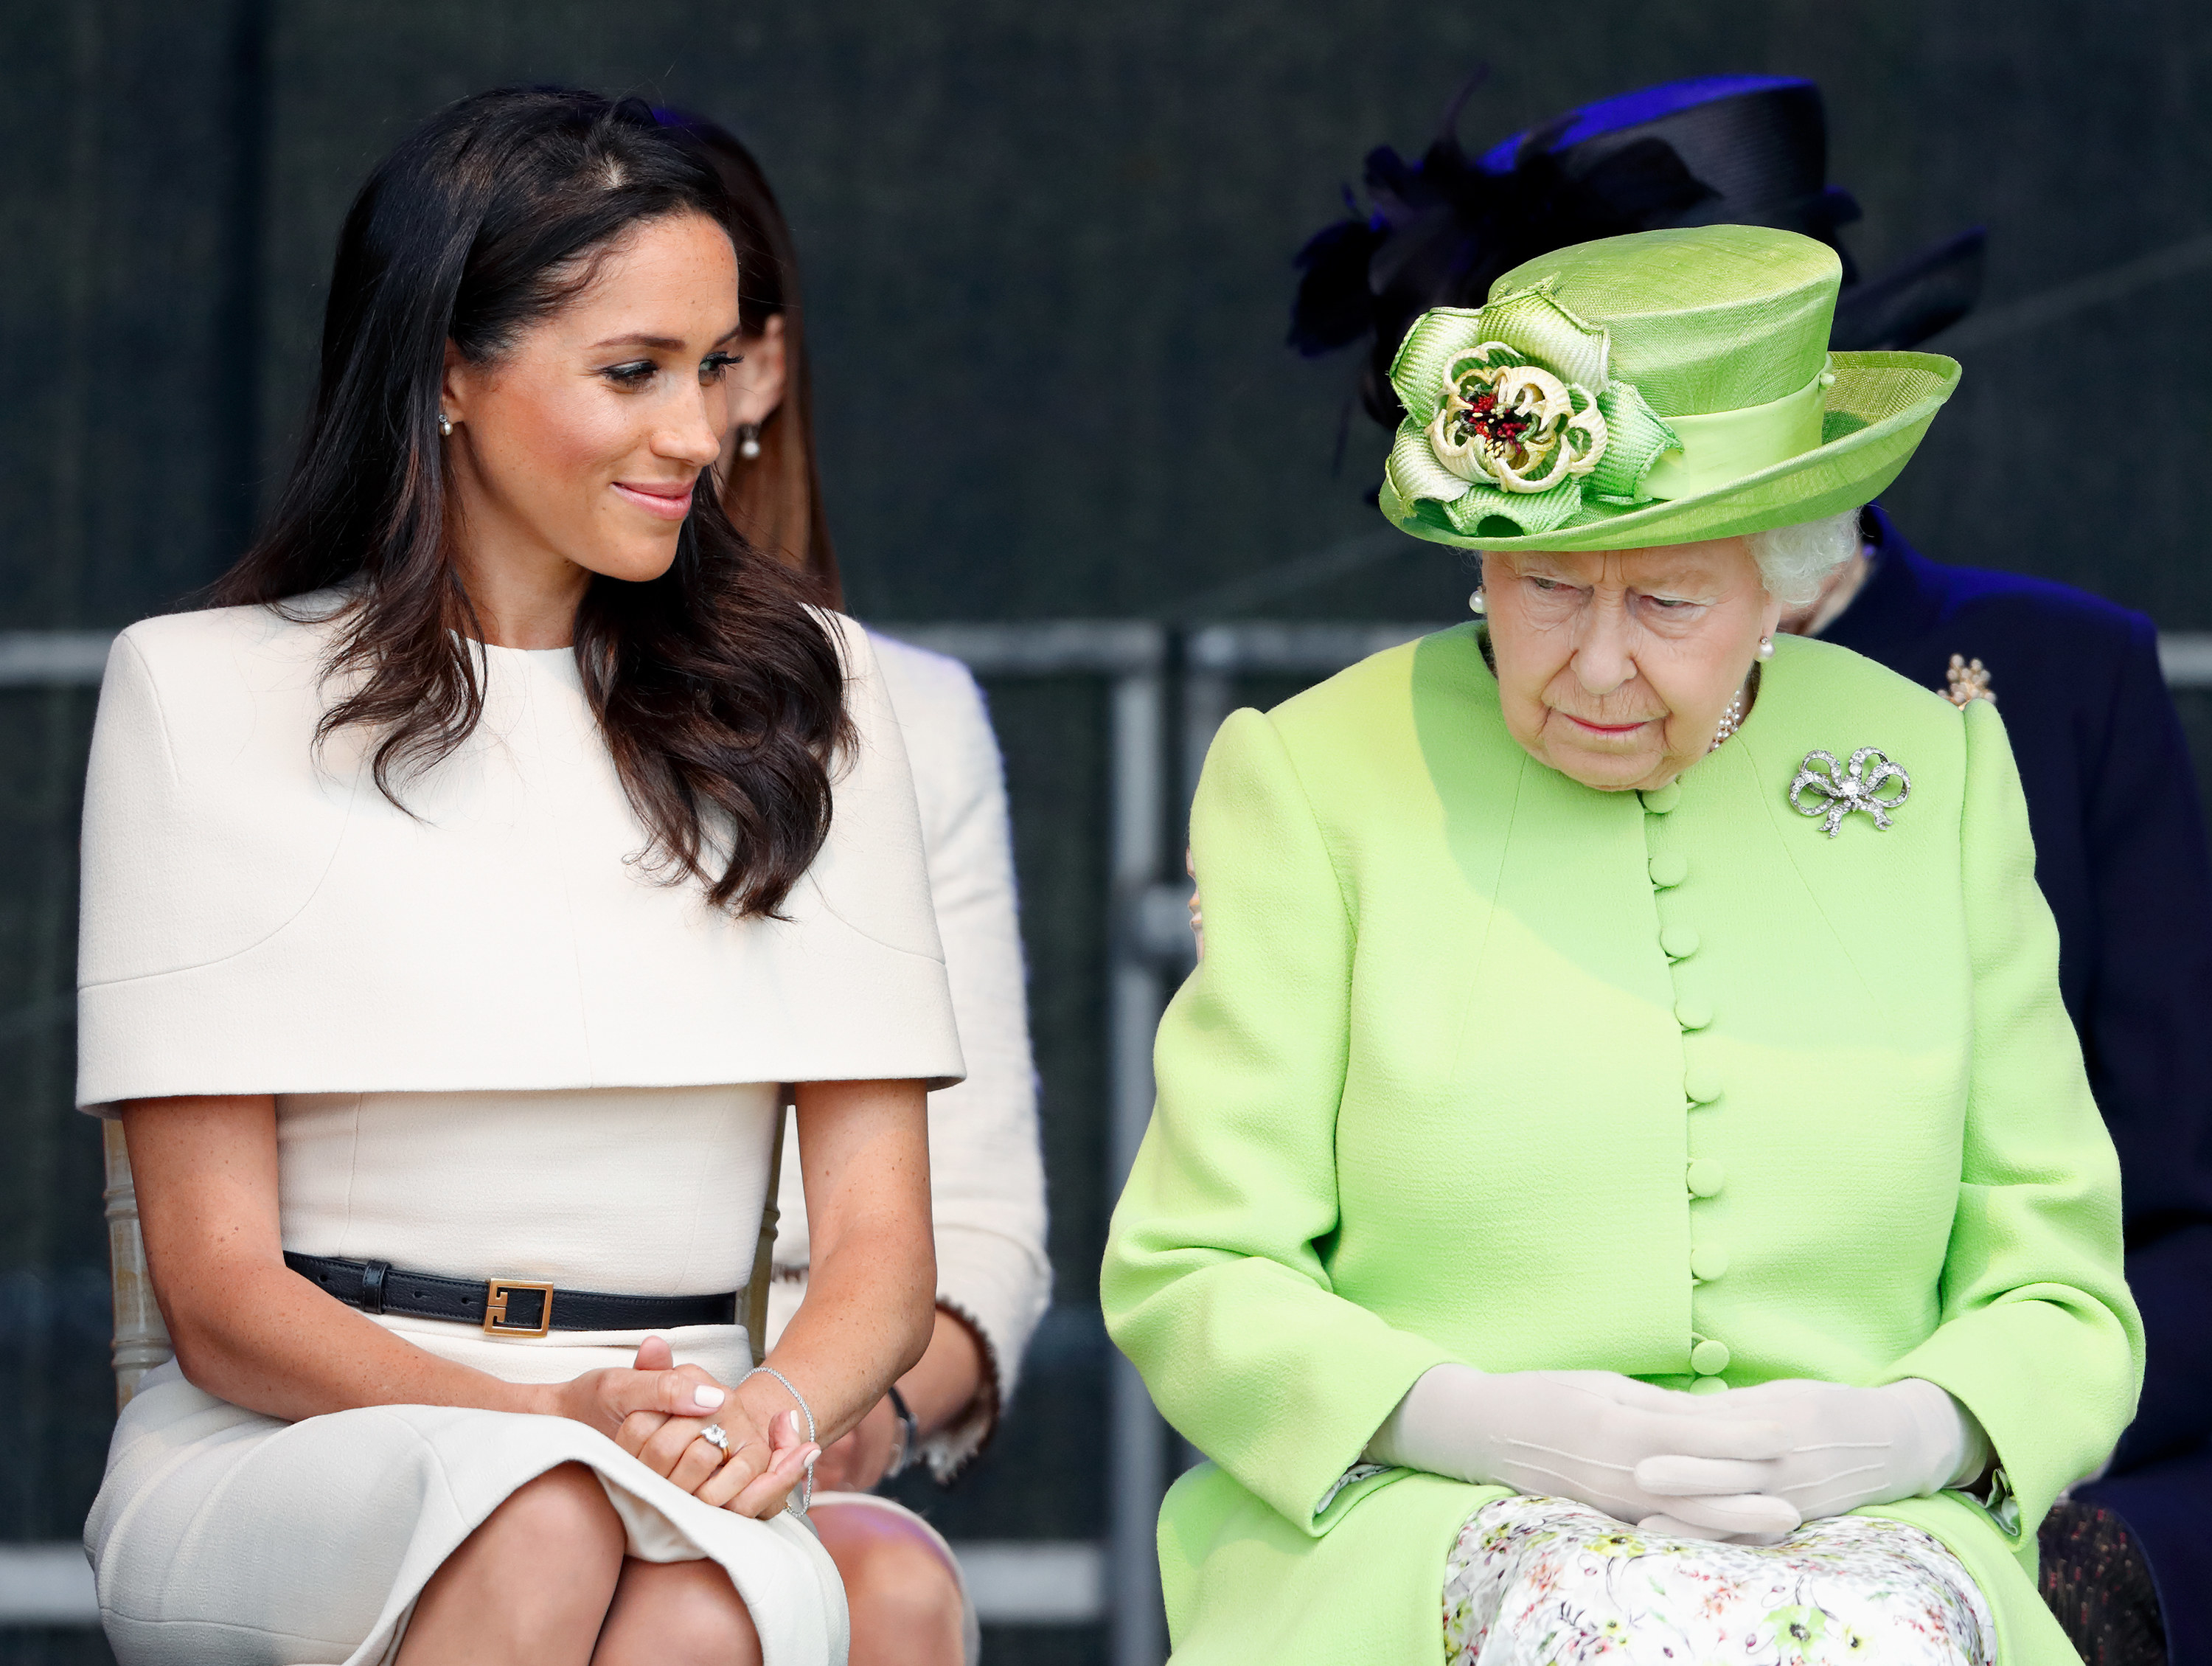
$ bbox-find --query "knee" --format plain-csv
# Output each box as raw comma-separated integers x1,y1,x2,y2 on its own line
620,1561,761,1666
838,1519,964,1639
489,1462,625,1573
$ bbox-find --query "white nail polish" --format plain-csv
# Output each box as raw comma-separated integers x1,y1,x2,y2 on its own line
693,1386,725,1409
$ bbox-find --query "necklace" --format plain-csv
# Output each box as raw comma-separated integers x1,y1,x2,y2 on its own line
1708,664,1762,753
1709,689,1747,752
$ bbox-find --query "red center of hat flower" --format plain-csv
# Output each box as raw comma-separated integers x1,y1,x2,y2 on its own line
1450,386,1535,462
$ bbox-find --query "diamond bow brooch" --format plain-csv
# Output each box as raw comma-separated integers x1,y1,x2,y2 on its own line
1790,747,1912,838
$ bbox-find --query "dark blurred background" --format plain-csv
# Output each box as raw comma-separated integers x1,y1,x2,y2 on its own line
4,2,2211,1662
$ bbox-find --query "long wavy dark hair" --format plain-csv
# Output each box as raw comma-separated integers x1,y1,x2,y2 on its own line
211,87,849,917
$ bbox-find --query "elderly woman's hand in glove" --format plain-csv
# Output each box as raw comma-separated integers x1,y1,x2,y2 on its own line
1635,1377,1989,1540
1368,1367,1986,1544
1366,1366,1799,1538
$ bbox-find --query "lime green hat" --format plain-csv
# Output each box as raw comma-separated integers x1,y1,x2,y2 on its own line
1377,223,1958,550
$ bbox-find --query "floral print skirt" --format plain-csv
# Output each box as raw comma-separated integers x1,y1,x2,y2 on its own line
1442,1495,1996,1666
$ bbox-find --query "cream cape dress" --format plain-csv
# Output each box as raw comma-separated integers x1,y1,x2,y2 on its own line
75,596,964,1666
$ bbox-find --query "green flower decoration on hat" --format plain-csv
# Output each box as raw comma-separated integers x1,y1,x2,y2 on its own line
1375,226,1962,553
1385,286,1681,540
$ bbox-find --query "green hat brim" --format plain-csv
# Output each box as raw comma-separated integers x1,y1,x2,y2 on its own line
1380,352,1960,552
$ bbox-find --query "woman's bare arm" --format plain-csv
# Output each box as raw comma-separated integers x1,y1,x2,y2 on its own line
123,1094,730,1438
900,1306,988,1434
734,1078,935,1448
810,1305,988,1490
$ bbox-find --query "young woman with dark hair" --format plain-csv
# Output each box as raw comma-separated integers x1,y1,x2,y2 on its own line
657,111,1050,1666
77,88,959,1665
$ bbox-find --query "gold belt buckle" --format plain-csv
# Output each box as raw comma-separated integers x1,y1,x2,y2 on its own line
483,1279,555,1337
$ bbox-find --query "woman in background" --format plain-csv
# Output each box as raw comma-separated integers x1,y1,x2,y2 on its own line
664,110,1052,1666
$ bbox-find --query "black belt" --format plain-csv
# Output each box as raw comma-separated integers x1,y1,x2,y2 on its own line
284,1252,740,1338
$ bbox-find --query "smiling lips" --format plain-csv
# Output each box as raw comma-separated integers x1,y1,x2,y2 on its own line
612,478,696,521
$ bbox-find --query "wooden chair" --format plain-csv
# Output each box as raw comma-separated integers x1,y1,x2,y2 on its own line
104,1116,787,1408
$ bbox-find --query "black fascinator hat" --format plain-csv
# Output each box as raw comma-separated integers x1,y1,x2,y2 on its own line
1294,74,1986,427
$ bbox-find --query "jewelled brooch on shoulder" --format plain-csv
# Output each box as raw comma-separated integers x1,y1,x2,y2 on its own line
1945,654,1996,707
1790,748,1911,837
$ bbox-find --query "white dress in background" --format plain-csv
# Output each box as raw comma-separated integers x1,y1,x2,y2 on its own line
765,630,1051,1476
765,631,1052,1666
74,597,962,1666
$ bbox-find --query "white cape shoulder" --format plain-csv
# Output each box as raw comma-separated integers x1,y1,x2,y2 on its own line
77,600,961,1108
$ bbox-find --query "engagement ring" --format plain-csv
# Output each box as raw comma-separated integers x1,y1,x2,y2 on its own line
698,1423,730,1456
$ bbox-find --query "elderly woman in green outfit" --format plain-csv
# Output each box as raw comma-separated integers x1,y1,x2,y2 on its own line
1104,225,2140,1666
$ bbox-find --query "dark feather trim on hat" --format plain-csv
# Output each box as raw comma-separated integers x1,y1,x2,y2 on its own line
1294,76,1984,431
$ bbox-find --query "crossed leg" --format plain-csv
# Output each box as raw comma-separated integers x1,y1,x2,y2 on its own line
597,1559,762,1665
395,1462,760,1666
812,1500,967,1666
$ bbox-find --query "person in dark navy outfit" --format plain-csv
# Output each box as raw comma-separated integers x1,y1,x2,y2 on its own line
1292,74,2212,1666
1808,504,2212,1666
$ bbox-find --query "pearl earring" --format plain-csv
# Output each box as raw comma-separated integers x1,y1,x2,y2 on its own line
736,421,763,461
437,413,453,438
1468,590,1487,617
1757,636,1774,660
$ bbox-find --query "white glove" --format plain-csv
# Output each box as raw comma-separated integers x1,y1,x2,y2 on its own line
1366,1365,1801,1539
1637,1378,1989,1527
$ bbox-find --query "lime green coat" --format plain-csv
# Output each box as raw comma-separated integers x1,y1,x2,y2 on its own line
1102,627,2141,1666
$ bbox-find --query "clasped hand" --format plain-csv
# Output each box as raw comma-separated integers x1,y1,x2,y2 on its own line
1370,1367,1978,1543
550,1336,818,1518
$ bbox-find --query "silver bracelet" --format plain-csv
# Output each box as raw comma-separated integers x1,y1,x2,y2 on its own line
743,1365,817,1513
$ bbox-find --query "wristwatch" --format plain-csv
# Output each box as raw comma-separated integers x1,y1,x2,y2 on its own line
886,1384,921,1479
